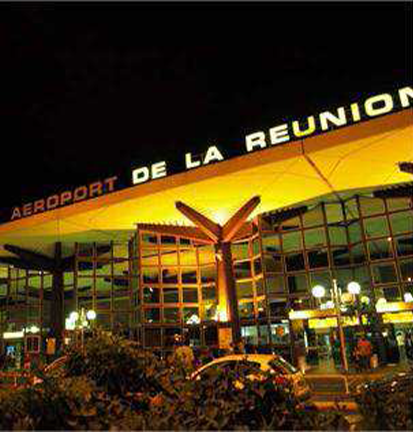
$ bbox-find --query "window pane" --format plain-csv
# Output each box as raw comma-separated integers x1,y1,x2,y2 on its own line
160,250,178,266
359,197,385,216
143,287,160,303
263,254,283,273
143,267,159,284
253,258,262,275
383,286,401,301
387,197,412,212
232,242,249,261
332,247,351,267
351,243,366,264
287,274,308,294
328,226,347,245
181,268,197,284
197,245,215,264
179,248,197,266
348,221,363,244
395,235,413,257
183,288,198,303
310,271,331,292
363,216,389,239
160,235,177,246
252,238,260,256
368,239,392,260
266,275,285,294
255,278,265,296
144,308,160,323
305,228,326,248
286,253,305,272
325,203,344,224
164,308,180,323
269,299,288,317
372,263,398,284
390,211,413,235
200,265,216,283
162,268,178,284
141,250,158,266
308,249,329,269
399,259,413,282
236,281,254,300
234,261,252,279
163,287,179,303
282,231,302,252
261,233,281,254
302,206,324,228
142,233,158,247
202,286,216,301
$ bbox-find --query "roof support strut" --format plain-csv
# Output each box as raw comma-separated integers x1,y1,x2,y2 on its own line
175,196,261,344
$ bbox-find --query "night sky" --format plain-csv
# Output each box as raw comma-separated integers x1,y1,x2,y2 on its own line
0,2,411,214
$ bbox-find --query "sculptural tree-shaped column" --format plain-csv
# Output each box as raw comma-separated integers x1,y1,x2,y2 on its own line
175,196,261,343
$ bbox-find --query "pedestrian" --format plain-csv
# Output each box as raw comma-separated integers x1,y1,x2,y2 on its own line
356,336,373,371
405,331,413,363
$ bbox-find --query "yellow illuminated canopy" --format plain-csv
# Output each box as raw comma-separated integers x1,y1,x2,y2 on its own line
0,109,411,257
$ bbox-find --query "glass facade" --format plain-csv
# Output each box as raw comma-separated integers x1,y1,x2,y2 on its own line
0,189,412,364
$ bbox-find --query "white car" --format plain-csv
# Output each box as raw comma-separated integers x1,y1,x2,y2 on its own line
192,354,311,401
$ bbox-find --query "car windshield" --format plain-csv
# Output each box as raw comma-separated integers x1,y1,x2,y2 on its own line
270,357,298,374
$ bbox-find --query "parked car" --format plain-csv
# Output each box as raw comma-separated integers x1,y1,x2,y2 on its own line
191,354,312,401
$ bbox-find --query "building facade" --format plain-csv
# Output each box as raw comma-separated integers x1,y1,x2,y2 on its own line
0,86,412,370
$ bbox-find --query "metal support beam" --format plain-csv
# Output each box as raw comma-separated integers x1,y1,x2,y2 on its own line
175,201,221,242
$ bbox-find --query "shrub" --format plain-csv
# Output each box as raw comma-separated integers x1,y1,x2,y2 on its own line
0,329,346,430
354,368,413,430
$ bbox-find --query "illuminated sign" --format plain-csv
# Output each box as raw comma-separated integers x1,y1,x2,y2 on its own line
382,312,413,324
10,176,118,221
131,85,412,186
4,85,412,223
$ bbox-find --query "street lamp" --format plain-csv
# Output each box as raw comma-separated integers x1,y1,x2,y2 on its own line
347,281,361,295
312,281,349,372
312,285,326,299
404,292,413,303
66,308,96,350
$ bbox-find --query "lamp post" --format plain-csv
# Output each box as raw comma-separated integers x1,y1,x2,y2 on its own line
67,308,96,351
332,279,349,372
312,280,349,372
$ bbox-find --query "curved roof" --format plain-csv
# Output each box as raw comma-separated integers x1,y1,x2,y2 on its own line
0,109,411,257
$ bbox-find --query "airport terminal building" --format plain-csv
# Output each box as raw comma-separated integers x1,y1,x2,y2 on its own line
0,85,412,370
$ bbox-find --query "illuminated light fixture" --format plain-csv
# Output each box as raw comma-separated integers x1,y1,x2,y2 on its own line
3,331,24,339
86,310,97,320
376,297,387,311
186,314,200,325
387,237,392,242
404,292,413,303
65,318,75,331
325,300,335,309
70,311,79,321
311,285,325,299
347,281,361,295
360,296,370,305
28,325,40,334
